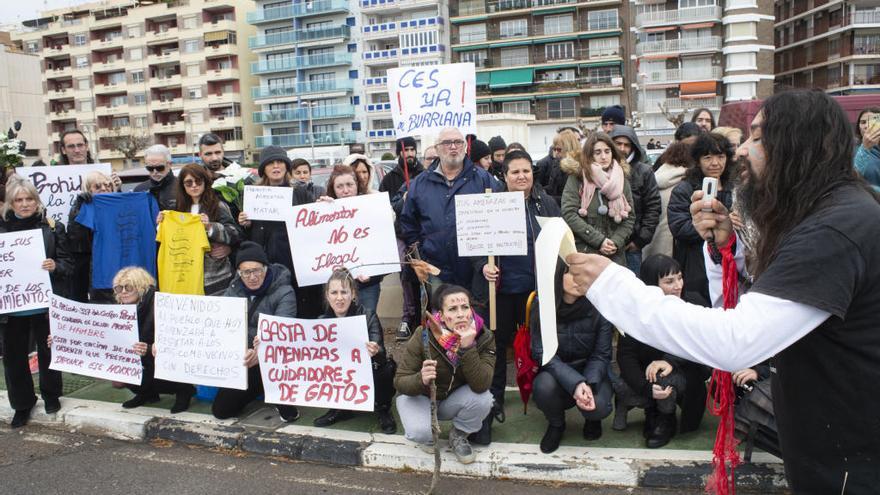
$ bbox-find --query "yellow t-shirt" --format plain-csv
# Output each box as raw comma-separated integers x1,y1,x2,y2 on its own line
156,211,210,295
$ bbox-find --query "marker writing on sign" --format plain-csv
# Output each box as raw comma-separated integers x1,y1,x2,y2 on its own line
397,91,403,114
461,81,465,105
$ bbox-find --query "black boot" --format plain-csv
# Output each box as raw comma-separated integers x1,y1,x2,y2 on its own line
11,407,32,428
583,420,603,441
377,406,397,434
313,408,353,427
170,386,196,414
468,413,493,446
44,397,61,415
122,393,160,409
540,423,565,453
643,407,658,439
646,412,677,449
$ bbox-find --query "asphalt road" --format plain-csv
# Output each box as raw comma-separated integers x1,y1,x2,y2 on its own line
0,424,701,495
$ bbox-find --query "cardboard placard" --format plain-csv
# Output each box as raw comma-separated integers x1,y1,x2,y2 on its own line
243,185,293,222
388,62,477,138
0,229,53,314
455,191,528,257
23,163,112,223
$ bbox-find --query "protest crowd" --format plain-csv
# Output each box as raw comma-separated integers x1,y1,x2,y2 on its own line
1,89,879,495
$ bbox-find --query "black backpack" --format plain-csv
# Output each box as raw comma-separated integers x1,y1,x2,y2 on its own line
734,377,781,462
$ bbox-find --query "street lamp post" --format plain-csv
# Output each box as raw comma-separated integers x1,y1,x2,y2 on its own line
303,100,315,162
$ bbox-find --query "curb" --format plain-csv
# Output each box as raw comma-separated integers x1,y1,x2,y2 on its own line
0,392,787,491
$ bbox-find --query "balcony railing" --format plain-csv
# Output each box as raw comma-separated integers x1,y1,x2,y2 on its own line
251,52,352,75
252,79,354,99
457,0,580,16
642,96,723,113
362,16,443,39
247,0,348,23
854,43,880,55
363,48,399,61
636,36,722,56
255,131,357,148
247,5,294,23
253,104,356,124
366,102,392,113
635,6,722,29
852,10,880,25
453,17,619,44
643,66,723,84
248,25,350,49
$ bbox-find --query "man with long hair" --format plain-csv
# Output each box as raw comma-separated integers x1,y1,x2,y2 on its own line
566,90,880,492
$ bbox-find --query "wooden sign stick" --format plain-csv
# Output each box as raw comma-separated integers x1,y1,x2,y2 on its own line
485,188,497,331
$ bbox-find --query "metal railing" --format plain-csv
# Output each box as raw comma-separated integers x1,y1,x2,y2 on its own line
248,25,350,49
635,6,722,28
636,36,722,56
251,79,354,99
256,131,357,148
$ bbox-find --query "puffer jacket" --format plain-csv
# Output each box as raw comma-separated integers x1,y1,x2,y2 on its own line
222,263,297,345
134,173,177,210
559,156,635,266
394,321,495,401
641,162,688,259
399,157,504,286
667,178,733,303
529,264,613,394
608,126,661,248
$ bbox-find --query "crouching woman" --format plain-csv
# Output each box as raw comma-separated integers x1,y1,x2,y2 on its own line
394,285,495,465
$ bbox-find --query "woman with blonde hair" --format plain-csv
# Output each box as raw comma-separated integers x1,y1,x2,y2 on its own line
560,133,635,266
547,130,583,202
112,266,196,413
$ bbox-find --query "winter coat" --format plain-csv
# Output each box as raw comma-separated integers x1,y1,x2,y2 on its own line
0,211,73,301
66,193,93,255
320,302,386,358
472,184,561,295
199,201,243,294
559,157,635,266
293,181,325,202
134,173,177,210
222,263,297,345
546,156,570,206
608,126,662,248
667,178,733,303
399,158,504,285
641,163,688,259
854,144,880,192
243,185,313,277
530,293,613,395
136,288,157,344
380,157,425,197
394,321,495,401
535,149,558,189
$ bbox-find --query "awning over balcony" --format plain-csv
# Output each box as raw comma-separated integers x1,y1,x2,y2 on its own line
682,22,716,30
643,26,677,33
579,61,622,69
536,92,579,100
492,39,533,48
204,30,232,43
680,81,717,96
489,68,534,88
534,7,577,15
452,44,490,52
476,72,491,86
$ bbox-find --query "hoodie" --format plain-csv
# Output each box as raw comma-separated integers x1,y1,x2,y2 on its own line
608,126,661,248
641,142,690,259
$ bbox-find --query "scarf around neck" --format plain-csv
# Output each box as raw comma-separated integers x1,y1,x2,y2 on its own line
578,160,631,223
242,265,274,297
430,311,485,366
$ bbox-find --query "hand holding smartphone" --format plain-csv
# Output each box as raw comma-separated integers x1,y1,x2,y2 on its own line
701,177,718,212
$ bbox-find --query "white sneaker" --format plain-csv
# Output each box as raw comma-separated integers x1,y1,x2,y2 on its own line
395,322,412,342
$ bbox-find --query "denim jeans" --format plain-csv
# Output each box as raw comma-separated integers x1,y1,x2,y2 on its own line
626,249,642,277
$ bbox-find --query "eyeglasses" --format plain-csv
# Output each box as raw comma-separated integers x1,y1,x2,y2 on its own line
146,165,166,172
113,284,136,294
238,267,267,279
94,182,113,191
552,147,563,152
183,179,203,187
438,139,465,148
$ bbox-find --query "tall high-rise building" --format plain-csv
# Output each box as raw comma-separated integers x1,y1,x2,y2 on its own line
13,0,259,167
774,1,880,93
0,33,48,165
630,0,774,136
449,0,627,153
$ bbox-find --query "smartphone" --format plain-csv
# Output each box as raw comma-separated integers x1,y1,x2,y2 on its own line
702,177,718,212
870,114,880,134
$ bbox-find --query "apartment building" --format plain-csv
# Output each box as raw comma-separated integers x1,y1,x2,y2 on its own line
630,0,774,135
775,1,880,93
450,0,627,153
0,34,49,165
14,0,258,167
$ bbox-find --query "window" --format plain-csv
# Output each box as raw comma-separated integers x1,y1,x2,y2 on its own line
109,95,127,107
129,47,143,61
678,0,716,7
111,117,130,128
682,27,711,40
183,39,200,53
132,93,146,105
545,42,574,60
547,98,576,119
588,10,618,31
726,0,754,7
499,19,528,38
183,16,197,29
79,100,92,112
589,38,618,58
308,72,333,83
500,47,529,66
588,66,621,84
188,86,203,99
189,112,204,124
543,14,573,35
726,52,756,70
477,103,491,114
77,78,90,90
75,55,89,68
351,122,361,131
73,33,87,46
590,94,620,108
25,41,39,54
727,82,756,100
127,24,141,38
540,69,575,82
459,23,487,43
131,70,144,83
460,50,487,68
134,116,148,128
829,37,841,58
108,72,125,84
186,63,201,77
855,34,880,55
401,30,438,48
726,22,756,40
502,101,531,114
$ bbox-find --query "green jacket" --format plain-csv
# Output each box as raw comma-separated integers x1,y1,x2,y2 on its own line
560,157,635,266
394,326,495,401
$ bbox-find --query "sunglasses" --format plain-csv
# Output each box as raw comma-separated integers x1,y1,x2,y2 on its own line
183,179,203,187
113,284,136,294
146,165,166,172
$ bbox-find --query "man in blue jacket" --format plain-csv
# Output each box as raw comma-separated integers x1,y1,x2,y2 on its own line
400,127,504,290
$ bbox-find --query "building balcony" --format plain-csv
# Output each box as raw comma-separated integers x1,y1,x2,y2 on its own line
94,81,128,94
642,96,723,114
168,145,189,155
46,66,73,79
456,0,585,17
98,149,125,160
247,4,294,24
152,121,186,134
206,93,238,105
363,76,388,92
146,27,179,42
209,116,242,129
361,0,438,12
854,43,880,56
635,6,722,29
43,44,68,56
636,36,722,57
48,109,75,120
852,10,880,26
205,43,236,57
50,132,61,143
149,74,182,88
362,17,443,40
253,104,356,124
363,48,399,63
293,0,349,17
643,66,723,85
92,36,124,51
367,128,396,140
95,104,129,116
223,140,245,150
252,79,354,100
49,88,73,99
251,52,352,74
208,68,240,80
92,59,126,73
248,25,350,49
255,131,357,148
153,97,184,111
146,52,180,65
205,19,236,32
400,44,445,58
366,102,392,113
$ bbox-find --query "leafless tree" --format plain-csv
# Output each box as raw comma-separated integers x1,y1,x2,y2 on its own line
658,101,687,128
107,127,152,168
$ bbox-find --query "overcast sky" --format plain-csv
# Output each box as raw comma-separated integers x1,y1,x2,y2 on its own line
0,0,85,27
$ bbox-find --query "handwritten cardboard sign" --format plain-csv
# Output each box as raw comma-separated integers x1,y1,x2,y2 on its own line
388,62,477,138
48,294,142,384
243,185,293,222
0,229,53,315
153,292,248,390
285,193,399,287
257,313,374,412
23,163,112,223
455,191,528,257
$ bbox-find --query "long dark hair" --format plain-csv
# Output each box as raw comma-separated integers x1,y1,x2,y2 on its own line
686,132,735,188
175,164,220,220
580,132,628,182
855,107,880,140
690,108,716,130
748,90,874,278
59,130,95,164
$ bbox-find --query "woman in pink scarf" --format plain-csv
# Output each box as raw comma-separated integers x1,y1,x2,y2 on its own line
560,133,635,266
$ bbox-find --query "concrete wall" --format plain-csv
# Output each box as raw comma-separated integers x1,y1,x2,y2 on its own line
0,45,48,163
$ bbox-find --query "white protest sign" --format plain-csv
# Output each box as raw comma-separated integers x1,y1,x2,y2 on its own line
0,229,53,314
388,62,477,138
243,185,293,222
534,217,578,366
23,163,112,223
286,192,399,287
154,292,248,390
455,191,528,257
48,295,142,385
257,314,375,412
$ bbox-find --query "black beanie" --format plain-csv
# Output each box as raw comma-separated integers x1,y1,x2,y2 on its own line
469,139,491,163
395,137,417,155
235,241,269,268
488,136,506,153
601,105,626,126
259,146,292,177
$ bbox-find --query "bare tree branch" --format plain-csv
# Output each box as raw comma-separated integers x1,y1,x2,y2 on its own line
107,127,152,167
658,102,687,128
